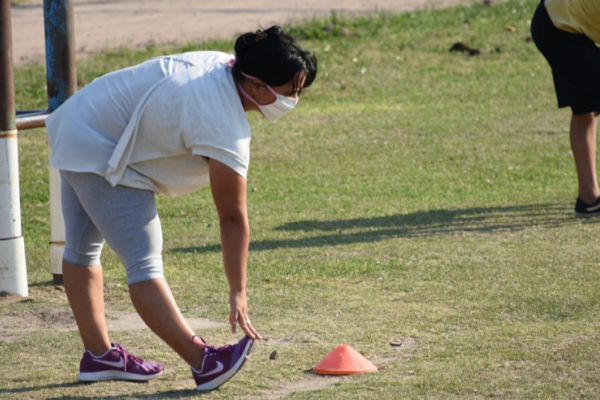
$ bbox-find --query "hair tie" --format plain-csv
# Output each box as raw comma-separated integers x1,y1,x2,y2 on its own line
256,29,267,41
228,58,236,67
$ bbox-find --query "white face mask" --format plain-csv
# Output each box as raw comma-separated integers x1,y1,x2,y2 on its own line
258,92,298,122
238,72,299,122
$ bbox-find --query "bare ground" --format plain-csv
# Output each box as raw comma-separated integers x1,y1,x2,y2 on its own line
10,0,474,65
0,300,226,342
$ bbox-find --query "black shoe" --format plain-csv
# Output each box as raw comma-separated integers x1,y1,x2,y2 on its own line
574,197,600,218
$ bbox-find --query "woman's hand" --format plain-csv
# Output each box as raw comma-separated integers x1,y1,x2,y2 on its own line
229,290,262,340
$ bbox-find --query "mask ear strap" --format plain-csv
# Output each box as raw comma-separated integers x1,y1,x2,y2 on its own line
237,82,261,107
240,71,279,98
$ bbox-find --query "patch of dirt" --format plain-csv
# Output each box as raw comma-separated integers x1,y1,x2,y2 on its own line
0,308,225,342
105,310,226,331
389,336,418,349
0,307,75,333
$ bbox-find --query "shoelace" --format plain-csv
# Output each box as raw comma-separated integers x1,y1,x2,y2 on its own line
113,343,144,370
191,335,235,353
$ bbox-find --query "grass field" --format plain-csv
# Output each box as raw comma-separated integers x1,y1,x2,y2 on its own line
2,1,600,398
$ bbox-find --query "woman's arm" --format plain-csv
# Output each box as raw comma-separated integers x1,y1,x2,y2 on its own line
208,158,261,340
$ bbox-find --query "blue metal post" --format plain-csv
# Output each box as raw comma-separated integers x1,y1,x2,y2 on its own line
44,0,76,111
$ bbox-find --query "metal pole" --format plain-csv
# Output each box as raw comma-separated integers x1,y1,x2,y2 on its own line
16,111,50,130
43,0,76,283
0,0,28,296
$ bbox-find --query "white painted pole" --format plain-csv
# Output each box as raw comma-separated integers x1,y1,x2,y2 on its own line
0,0,28,296
0,131,28,296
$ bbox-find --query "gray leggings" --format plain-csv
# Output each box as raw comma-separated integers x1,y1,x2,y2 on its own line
60,171,164,285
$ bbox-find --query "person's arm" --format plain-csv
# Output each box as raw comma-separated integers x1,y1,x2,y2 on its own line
208,158,261,340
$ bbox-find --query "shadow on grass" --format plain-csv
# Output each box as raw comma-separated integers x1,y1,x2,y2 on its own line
172,203,576,254
0,383,205,399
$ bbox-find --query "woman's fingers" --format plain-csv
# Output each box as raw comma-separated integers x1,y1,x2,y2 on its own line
237,315,262,340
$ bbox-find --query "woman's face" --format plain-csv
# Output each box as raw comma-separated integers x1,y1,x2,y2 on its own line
272,72,307,99
254,71,307,105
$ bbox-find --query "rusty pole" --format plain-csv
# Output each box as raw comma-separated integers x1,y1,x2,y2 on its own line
0,0,14,132
0,0,28,296
43,0,76,283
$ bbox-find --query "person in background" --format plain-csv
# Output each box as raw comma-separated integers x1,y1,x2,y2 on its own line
45,25,317,391
531,0,600,217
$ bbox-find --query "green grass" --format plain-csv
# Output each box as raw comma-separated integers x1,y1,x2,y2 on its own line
3,1,600,399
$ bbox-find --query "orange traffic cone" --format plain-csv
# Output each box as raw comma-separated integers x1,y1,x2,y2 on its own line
312,344,378,375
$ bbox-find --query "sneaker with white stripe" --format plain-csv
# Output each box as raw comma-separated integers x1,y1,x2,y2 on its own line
78,343,164,382
191,335,254,391
575,197,600,218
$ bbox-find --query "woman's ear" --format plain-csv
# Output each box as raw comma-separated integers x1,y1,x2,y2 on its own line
249,79,265,96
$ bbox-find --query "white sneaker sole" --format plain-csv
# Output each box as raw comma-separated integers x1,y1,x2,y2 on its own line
78,369,163,382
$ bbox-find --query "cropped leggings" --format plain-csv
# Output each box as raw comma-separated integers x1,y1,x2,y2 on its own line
60,170,165,285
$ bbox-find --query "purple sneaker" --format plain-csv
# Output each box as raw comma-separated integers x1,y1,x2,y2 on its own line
78,343,164,382
191,335,255,391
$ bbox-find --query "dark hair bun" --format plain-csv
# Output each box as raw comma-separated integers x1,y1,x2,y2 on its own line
233,31,261,61
234,26,284,61
233,26,317,89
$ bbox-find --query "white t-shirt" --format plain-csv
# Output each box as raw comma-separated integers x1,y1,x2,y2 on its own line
46,51,251,197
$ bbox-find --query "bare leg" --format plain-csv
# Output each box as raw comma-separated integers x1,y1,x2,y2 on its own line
570,112,599,204
62,259,111,356
61,172,204,369
129,278,205,369
64,259,204,368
